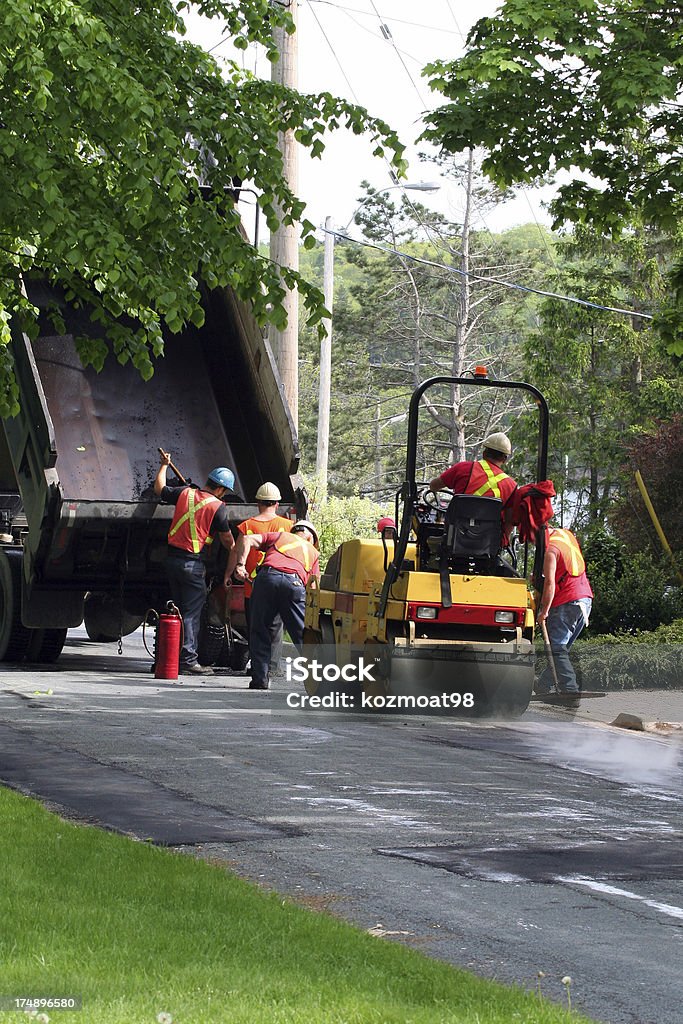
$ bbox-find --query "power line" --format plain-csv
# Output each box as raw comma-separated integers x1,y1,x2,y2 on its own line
444,0,465,37
521,189,560,273
338,4,503,256
444,2,559,272
309,1,463,35
368,0,430,109
305,0,363,102
326,227,654,321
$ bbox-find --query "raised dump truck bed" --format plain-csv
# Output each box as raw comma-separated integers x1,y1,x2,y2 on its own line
0,278,303,661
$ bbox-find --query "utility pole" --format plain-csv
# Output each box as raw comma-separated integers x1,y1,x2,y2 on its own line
269,0,299,429
316,215,334,492
315,182,440,490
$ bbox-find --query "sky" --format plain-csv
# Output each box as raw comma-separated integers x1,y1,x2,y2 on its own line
182,0,557,244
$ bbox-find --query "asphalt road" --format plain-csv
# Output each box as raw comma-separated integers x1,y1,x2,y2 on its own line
1,628,682,1024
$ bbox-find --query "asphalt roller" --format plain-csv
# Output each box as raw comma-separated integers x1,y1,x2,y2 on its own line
303,373,550,719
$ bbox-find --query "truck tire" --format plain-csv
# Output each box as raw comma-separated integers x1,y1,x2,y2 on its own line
26,627,68,663
197,620,226,666
0,548,32,662
228,638,250,672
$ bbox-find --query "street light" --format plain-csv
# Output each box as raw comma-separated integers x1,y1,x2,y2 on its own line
342,181,441,233
316,181,441,493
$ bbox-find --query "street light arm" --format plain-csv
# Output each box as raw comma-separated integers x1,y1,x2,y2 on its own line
342,181,440,232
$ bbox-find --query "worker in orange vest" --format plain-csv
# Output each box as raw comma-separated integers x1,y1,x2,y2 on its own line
235,482,293,674
428,432,518,541
155,451,236,676
535,526,593,694
229,521,320,690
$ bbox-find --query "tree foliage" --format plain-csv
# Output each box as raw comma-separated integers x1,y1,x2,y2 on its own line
522,227,682,523
0,0,405,415
582,532,683,634
421,0,683,353
299,183,556,499
615,414,683,557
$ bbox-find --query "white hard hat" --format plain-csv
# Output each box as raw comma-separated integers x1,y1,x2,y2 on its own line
292,519,319,546
483,432,512,457
255,481,281,501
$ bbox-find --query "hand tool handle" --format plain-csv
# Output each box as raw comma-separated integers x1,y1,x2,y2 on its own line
540,619,560,692
158,447,186,484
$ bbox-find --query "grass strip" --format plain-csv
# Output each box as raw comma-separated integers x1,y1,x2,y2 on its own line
0,785,595,1024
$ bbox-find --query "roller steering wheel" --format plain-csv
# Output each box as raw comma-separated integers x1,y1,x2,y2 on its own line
420,487,453,513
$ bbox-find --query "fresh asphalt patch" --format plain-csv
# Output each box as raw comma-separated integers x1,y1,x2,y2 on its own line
376,838,683,883
0,723,299,846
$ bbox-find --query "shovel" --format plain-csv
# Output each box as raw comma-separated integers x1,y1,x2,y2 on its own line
540,619,561,693
533,620,605,701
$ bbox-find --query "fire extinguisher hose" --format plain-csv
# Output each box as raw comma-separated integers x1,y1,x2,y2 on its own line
142,603,184,661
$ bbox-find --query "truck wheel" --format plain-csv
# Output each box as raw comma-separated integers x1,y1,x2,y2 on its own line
228,642,250,672
197,620,226,666
0,548,32,662
26,628,68,663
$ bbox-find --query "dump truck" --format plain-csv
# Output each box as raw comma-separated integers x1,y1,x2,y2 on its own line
0,276,304,663
303,373,549,718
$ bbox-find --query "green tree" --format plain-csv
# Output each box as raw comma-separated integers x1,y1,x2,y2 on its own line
615,415,683,558
0,0,404,415
298,190,556,499
421,0,683,354
522,228,682,523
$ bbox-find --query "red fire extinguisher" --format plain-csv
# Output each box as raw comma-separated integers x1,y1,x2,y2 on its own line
154,602,183,680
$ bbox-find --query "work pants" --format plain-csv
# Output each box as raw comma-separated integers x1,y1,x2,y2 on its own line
165,554,207,667
537,597,592,693
249,567,306,686
245,596,284,673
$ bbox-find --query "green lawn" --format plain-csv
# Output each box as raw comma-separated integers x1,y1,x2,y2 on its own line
0,786,595,1024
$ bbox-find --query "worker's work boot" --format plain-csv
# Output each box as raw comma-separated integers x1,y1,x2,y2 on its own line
248,677,269,690
180,663,214,676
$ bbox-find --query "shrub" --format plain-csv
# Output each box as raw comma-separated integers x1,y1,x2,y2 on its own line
582,527,683,634
558,618,683,691
306,490,391,565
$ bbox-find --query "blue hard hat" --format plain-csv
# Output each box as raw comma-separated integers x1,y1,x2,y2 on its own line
207,467,235,490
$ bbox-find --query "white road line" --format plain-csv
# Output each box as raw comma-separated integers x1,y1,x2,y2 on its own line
559,876,683,921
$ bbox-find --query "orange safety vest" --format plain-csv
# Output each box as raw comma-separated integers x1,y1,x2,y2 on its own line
167,487,223,555
547,528,593,606
263,532,319,584
467,460,514,502
237,515,293,597
548,528,585,575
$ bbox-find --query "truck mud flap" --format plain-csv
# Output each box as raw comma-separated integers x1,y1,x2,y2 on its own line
21,574,84,628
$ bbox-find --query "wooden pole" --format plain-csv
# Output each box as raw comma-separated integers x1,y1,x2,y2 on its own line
269,0,299,430
634,470,683,584
540,620,561,693
316,215,334,491
157,448,186,484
